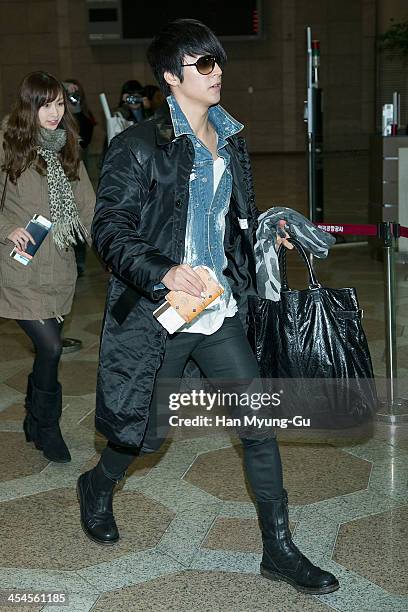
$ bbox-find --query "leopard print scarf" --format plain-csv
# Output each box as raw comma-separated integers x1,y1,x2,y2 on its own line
37,127,88,249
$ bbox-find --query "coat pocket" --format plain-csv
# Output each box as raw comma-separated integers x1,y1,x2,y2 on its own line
53,246,77,285
0,242,32,286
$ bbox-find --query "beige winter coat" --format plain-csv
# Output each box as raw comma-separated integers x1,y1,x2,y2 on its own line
0,132,95,320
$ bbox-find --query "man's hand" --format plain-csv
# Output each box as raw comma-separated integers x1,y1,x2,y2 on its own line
162,264,206,298
276,219,294,250
7,227,35,260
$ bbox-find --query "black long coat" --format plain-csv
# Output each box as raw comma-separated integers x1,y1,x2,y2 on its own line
92,103,259,447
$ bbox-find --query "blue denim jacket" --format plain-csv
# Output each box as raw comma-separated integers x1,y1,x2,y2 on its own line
167,96,243,320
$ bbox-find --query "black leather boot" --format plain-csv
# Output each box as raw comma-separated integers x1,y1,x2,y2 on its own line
258,490,339,595
77,462,124,545
23,373,38,443
31,383,71,463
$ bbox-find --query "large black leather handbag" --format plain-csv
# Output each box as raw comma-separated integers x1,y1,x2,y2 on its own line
247,238,377,429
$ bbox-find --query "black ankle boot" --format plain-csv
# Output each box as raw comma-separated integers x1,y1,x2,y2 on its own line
258,490,339,595
77,462,124,545
31,383,71,463
23,374,38,443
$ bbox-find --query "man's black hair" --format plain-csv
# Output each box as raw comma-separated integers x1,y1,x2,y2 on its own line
147,19,227,97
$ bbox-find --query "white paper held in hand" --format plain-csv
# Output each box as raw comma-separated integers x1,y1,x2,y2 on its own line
10,214,52,266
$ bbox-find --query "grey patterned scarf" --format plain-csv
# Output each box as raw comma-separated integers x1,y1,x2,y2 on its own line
37,127,88,249
255,207,336,300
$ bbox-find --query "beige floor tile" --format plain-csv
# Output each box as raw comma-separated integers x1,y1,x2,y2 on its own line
184,444,372,504
70,295,108,316
5,360,98,396
92,570,332,612
278,443,372,505
184,446,251,502
201,517,297,554
0,332,33,362
83,319,103,337
334,506,408,595
0,432,49,480
0,488,174,570
0,401,25,420
202,517,263,553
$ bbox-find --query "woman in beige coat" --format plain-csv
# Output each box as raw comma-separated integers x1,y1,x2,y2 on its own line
0,71,95,462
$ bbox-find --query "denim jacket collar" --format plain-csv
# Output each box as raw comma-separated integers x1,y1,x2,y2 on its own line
166,95,243,143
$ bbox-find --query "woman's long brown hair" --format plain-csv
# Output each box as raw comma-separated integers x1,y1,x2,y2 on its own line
1,71,80,184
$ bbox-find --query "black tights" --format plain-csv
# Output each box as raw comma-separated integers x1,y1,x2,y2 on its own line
100,442,140,481
17,318,63,392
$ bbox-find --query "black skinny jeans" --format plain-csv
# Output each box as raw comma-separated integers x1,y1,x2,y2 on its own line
101,314,284,502
17,318,63,392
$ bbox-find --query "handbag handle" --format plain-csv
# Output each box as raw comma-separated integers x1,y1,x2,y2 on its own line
277,237,321,291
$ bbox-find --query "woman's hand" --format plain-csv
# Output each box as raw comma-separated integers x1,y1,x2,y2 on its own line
276,219,294,250
162,264,206,297
7,228,35,259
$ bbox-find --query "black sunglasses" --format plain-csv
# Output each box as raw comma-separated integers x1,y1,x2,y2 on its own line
181,55,218,75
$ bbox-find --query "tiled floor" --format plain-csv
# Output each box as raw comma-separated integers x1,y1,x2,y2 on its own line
0,153,407,612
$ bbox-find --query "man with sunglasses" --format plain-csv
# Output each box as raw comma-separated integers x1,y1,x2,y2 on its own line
80,19,339,596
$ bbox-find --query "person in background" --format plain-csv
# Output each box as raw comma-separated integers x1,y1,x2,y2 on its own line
116,80,145,124
64,79,96,277
63,79,96,169
141,84,165,117
0,71,95,462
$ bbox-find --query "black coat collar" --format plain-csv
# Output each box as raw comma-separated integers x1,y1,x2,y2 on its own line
154,103,176,146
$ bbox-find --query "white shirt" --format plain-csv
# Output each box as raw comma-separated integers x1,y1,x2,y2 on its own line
181,156,238,334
